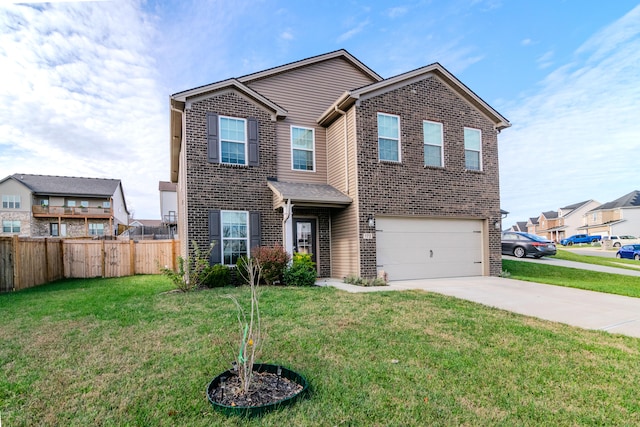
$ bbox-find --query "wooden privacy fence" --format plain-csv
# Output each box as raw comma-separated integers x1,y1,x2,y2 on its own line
0,236,179,293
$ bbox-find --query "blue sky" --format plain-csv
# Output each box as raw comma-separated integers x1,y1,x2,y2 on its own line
0,0,638,226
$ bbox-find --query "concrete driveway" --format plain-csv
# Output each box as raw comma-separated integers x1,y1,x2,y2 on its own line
317,262,640,339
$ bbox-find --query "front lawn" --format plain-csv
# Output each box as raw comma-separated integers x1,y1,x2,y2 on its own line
555,248,640,271
503,259,640,298
1,276,639,426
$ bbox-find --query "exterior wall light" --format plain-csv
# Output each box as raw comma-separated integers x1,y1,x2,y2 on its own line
368,215,375,228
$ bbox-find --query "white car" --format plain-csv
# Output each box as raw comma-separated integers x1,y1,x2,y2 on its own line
602,235,639,248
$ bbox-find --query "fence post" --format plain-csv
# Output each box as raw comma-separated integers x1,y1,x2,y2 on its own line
101,240,106,278
130,239,135,275
44,237,50,283
12,235,19,291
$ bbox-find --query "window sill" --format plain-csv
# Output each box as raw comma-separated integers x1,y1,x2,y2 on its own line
465,168,484,174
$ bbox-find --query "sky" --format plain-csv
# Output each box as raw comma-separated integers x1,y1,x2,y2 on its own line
0,0,638,225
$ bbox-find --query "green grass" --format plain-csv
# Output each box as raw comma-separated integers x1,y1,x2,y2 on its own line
555,248,640,271
2,276,640,426
503,248,640,297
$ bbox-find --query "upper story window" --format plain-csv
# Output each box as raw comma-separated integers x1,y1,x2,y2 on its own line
103,201,111,208
220,116,247,165
291,126,315,171
67,200,76,207
377,113,401,162
80,201,89,208
464,127,482,171
423,121,444,167
2,195,20,209
222,210,248,265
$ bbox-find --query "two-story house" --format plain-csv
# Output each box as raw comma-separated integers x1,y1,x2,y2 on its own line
169,50,510,280
581,190,640,236
0,174,129,237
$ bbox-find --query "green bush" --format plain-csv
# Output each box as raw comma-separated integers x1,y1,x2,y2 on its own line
204,264,231,288
283,253,317,286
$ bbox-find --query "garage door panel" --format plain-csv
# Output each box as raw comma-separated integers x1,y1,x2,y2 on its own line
376,218,484,280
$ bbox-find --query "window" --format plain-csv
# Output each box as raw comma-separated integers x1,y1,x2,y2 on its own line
89,223,104,235
67,200,76,207
291,126,315,171
51,223,59,237
80,201,89,208
377,113,400,162
423,121,444,167
2,220,20,233
222,211,248,265
2,195,20,209
220,116,247,165
102,201,111,208
464,127,482,170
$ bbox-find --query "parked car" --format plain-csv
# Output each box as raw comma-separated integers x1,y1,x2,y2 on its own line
560,234,602,246
602,235,639,248
615,244,640,260
501,232,557,258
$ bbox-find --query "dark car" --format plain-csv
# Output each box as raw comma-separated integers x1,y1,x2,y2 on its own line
615,244,640,260
501,231,557,258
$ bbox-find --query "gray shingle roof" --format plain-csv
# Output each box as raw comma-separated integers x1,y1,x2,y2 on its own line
267,181,351,206
11,174,121,197
590,190,640,211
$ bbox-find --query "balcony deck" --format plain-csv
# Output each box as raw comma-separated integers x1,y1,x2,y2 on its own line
33,205,113,219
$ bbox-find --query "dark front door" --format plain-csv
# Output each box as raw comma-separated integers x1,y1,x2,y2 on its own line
293,218,317,265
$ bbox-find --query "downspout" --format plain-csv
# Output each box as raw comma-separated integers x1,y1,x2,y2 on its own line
334,106,349,194
282,199,294,256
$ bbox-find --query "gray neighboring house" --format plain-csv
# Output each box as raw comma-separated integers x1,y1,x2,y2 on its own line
0,173,129,237
169,49,510,280
582,190,640,236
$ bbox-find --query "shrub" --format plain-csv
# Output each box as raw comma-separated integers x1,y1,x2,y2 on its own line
344,274,387,287
204,264,231,288
159,240,215,292
251,245,290,285
283,253,317,286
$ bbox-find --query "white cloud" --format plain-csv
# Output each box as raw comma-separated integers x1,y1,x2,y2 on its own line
386,7,408,18
499,5,640,225
337,20,369,43
0,1,166,219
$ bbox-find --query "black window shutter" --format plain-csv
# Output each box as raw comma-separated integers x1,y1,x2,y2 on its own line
207,113,219,163
247,118,259,166
208,210,221,264
249,211,261,250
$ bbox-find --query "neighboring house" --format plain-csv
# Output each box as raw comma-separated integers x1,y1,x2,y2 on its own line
526,217,539,235
159,181,178,237
0,173,129,237
169,50,510,280
581,190,640,236
508,221,528,232
558,200,600,238
536,210,560,241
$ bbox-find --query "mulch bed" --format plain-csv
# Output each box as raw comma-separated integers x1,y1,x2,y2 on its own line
209,370,303,407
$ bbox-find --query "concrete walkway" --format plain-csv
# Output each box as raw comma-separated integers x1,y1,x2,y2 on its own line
316,260,640,339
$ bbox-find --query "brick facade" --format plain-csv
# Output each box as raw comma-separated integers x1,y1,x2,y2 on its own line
184,93,281,258
355,77,503,277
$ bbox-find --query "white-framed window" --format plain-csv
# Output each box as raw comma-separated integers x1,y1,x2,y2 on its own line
2,220,20,233
67,200,76,207
2,195,21,209
377,113,401,162
222,210,248,265
89,223,104,235
80,201,89,208
220,116,247,165
423,120,444,167
102,201,111,208
464,127,482,171
291,126,315,171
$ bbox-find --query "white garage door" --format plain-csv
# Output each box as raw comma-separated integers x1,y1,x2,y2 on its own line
376,217,484,281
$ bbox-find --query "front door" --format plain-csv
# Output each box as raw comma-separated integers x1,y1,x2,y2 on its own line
293,218,317,265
